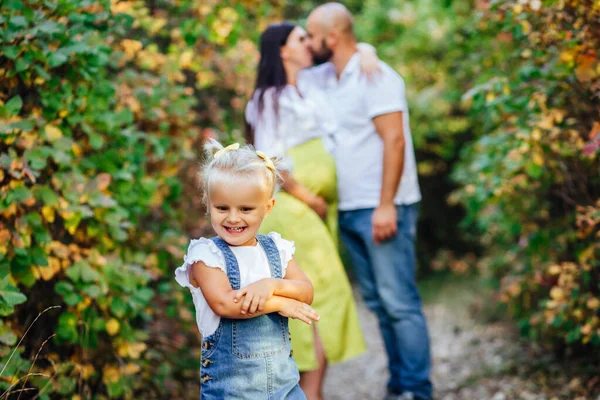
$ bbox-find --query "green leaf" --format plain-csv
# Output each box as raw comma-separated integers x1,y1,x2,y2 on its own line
0,322,17,346
35,185,58,206
55,281,75,296
525,162,544,179
5,95,23,116
56,311,78,343
2,46,19,59
82,284,102,298
110,297,127,318
7,186,33,204
47,51,68,68
0,277,27,307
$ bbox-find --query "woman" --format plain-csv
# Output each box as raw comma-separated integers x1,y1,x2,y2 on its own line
245,22,373,399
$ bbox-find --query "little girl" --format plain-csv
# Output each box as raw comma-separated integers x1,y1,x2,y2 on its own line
175,139,319,399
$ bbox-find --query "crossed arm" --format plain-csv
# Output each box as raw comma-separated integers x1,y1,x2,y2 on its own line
190,258,319,325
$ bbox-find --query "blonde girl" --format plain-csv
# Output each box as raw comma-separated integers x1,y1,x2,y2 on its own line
175,139,319,399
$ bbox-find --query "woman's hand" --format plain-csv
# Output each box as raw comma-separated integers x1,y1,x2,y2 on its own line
307,195,328,219
233,278,276,315
357,42,381,80
278,298,320,325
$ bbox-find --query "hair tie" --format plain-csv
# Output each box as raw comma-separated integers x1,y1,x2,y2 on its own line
214,143,240,159
256,150,276,172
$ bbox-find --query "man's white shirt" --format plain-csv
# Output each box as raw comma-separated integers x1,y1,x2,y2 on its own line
298,53,421,211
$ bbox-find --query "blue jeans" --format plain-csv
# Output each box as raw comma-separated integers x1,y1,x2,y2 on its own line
339,204,432,399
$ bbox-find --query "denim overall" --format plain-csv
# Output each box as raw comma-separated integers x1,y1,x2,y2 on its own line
200,235,306,400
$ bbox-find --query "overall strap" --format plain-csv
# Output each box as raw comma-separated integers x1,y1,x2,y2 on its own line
210,237,241,290
256,234,283,279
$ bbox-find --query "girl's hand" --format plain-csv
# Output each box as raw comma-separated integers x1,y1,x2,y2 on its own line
234,278,276,315
278,298,320,325
307,195,328,219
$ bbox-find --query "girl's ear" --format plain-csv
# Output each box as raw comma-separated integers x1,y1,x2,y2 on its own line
265,197,276,217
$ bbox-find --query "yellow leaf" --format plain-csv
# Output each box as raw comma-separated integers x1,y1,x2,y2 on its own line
120,39,143,60
581,323,592,336
44,125,63,142
512,4,523,14
38,257,61,281
106,318,120,336
550,287,565,300
180,50,194,69
72,143,82,157
58,110,68,118
587,297,600,310
532,152,544,166
80,364,95,379
127,342,147,359
121,363,141,375
42,206,55,223
485,92,495,103
547,264,561,275
102,365,120,384
96,173,112,191
560,50,574,63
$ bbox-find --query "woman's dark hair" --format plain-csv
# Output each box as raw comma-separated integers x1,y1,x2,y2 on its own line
245,21,296,144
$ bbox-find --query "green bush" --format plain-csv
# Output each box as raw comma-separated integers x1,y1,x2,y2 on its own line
450,0,600,349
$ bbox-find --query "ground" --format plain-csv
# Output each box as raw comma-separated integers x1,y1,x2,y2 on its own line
323,275,600,400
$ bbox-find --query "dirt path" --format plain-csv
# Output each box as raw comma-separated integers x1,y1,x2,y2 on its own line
323,280,600,400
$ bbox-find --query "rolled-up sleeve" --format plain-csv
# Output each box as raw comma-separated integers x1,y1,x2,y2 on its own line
365,63,408,119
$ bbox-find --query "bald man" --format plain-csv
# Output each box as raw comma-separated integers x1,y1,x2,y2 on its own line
297,3,433,400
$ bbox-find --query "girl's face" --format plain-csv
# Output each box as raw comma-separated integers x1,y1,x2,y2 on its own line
281,26,313,69
209,178,275,247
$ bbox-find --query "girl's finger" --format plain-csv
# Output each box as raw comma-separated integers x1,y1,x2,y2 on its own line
241,294,253,314
295,313,311,325
233,289,247,303
249,296,261,314
258,298,266,312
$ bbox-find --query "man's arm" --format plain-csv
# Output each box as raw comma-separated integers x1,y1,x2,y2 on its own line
373,112,405,205
371,111,405,244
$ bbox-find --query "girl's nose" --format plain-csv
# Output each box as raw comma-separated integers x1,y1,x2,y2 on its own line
227,211,241,223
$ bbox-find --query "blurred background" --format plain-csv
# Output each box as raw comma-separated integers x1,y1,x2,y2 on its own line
0,0,598,398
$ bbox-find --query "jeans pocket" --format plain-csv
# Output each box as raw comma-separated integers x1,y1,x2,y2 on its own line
232,314,288,359
201,323,223,360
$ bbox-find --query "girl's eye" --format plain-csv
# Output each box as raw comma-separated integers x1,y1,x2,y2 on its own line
216,206,228,211
241,208,254,212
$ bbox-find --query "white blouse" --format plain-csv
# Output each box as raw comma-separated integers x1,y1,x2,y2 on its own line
174,232,295,337
245,83,338,163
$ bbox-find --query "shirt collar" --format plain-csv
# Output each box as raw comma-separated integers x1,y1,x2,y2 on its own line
339,52,360,80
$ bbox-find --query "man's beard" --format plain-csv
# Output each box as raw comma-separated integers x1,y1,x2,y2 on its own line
312,39,333,65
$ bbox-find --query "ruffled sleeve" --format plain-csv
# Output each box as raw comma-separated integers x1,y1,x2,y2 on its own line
267,232,296,277
174,238,226,290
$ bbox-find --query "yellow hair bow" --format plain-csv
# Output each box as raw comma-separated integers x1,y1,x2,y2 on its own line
213,143,240,159
256,150,276,172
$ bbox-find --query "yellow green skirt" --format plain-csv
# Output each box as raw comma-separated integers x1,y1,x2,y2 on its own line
260,138,366,371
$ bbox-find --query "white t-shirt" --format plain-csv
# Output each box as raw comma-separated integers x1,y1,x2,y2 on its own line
174,232,295,337
298,54,421,211
245,85,337,165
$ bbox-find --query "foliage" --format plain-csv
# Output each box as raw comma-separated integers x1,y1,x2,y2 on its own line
449,0,600,350
0,0,281,398
354,0,481,272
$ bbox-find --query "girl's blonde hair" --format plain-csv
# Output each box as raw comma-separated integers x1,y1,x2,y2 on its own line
200,139,283,208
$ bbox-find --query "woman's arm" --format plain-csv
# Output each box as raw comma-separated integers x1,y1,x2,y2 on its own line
281,170,327,219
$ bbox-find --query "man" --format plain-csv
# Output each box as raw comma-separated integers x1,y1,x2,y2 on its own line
298,3,433,400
